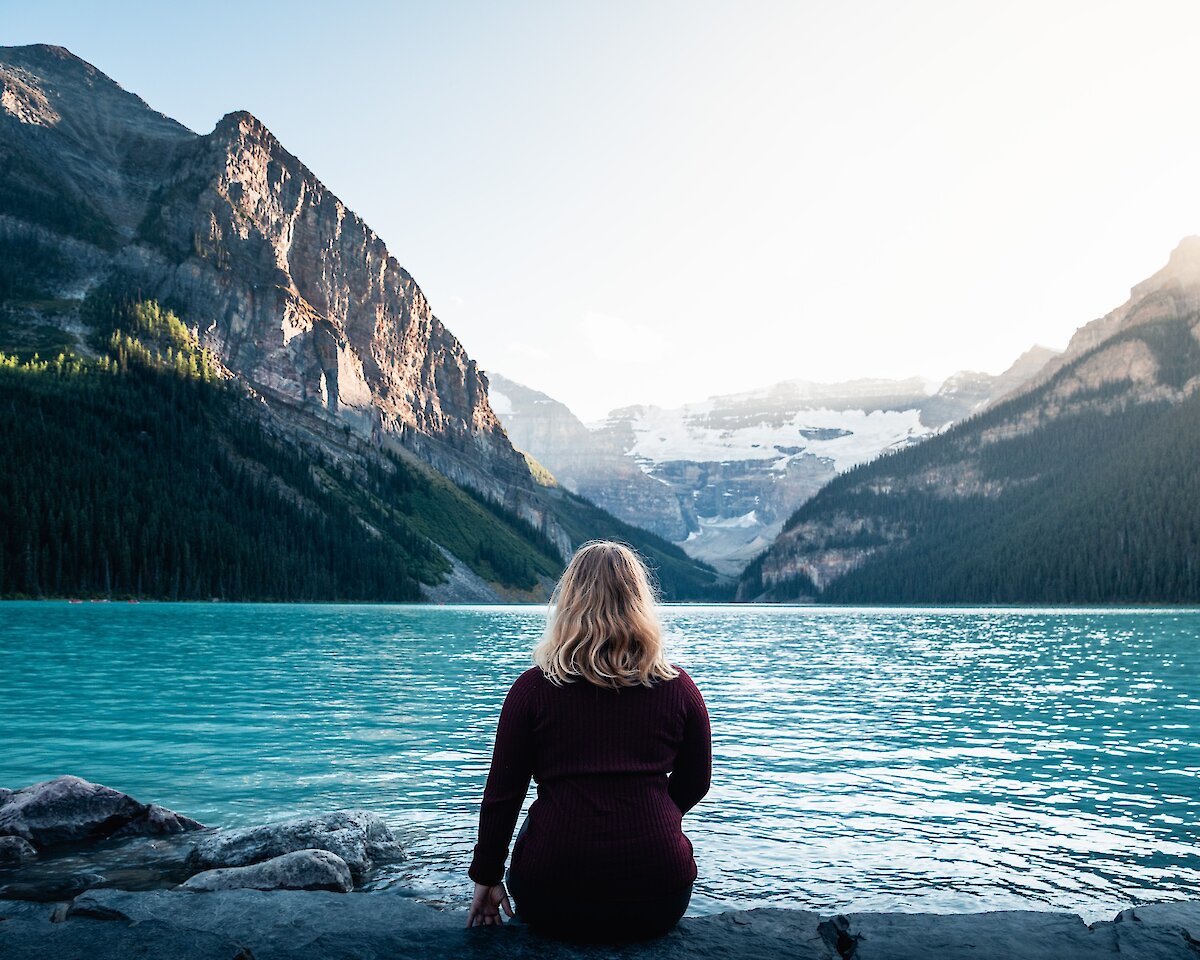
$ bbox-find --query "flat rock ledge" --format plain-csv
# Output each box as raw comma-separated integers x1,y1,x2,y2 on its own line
0,890,1198,960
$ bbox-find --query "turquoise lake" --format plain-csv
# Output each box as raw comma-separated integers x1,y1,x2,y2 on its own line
1,602,1198,920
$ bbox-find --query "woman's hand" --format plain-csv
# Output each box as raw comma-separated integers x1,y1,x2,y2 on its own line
466,881,514,927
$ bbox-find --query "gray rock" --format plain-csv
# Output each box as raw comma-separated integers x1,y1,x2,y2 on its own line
185,810,401,881
822,909,1117,960
0,837,37,865
0,776,203,848
180,849,353,893
0,899,55,923
0,831,198,902
0,789,12,805
0,872,106,902
111,802,208,838
0,917,251,960
669,908,834,960
1098,902,1200,959
66,890,835,960
34,889,1200,960
71,888,461,960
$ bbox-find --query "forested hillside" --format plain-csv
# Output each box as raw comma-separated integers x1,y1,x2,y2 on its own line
0,290,568,600
740,240,1200,604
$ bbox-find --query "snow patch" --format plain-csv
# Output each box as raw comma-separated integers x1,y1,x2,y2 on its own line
621,403,929,473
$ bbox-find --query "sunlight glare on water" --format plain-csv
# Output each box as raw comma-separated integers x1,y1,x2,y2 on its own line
1,602,1197,921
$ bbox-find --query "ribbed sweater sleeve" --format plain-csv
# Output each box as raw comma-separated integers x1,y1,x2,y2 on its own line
468,672,535,886
667,669,712,815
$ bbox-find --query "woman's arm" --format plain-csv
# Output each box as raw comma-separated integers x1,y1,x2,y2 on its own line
668,670,712,816
467,672,536,887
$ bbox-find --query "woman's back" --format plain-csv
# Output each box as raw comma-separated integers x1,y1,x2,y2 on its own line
465,540,712,940
468,664,711,897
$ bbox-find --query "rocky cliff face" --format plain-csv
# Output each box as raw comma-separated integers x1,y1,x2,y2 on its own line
744,238,1200,601
489,354,1054,575
486,373,691,541
0,44,534,514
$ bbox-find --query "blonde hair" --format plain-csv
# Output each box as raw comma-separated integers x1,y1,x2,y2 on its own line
533,540,678,690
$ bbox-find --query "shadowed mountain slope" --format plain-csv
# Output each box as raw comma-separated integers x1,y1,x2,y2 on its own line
739,238,1200,603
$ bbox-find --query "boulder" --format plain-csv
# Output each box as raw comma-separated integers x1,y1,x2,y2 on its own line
111,803,208,838
0,836,38,865
179,849,354,893
185,810,401,881
0,776,204,848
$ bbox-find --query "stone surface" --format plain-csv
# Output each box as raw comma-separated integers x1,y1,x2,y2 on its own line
66,889,834,960
0,831,199,901
0,872,106,902
111,802,208,839
0,836,37,865
0,899,54,923
48,889,1200,960
0,776,204,849
185,811,401,881
70,888,462,960
824,909,1117,960
180,849,354,893
0,918,252,960
1104,902,1200,959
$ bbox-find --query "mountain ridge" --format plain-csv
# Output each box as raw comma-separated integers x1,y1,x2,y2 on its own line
487,347,1057,574
0,43,723,601
739,238,1200,603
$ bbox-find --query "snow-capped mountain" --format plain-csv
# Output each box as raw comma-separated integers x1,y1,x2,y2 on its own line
488,347,1056,574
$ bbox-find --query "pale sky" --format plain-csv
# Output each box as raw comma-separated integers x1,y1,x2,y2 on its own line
8,1,1200,419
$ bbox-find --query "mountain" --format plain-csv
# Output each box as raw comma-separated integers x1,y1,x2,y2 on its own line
0,44,722,601
486,373,692,539
487,351,1055,574
739,238,1200,603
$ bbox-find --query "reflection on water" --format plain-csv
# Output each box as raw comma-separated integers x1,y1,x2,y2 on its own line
1,602,1198,920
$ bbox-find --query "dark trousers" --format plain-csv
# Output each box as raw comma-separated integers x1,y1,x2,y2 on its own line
505,817,693,942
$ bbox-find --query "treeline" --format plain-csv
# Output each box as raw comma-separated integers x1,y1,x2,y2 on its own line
359,452,562,593
741,314,1200,604
792,397,1200,604
0,352,439,600
0,288,575,600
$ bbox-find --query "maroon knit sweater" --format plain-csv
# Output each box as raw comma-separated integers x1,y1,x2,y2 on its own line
468,664,711,895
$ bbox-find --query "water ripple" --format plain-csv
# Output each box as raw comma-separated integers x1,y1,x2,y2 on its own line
1,602,1198,920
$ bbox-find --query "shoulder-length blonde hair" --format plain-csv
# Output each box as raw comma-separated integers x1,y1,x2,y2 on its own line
533,540,678,689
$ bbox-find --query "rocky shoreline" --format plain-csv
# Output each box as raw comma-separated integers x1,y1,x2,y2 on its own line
2,777,1198,958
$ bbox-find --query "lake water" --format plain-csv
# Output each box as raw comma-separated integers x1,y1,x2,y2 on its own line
1,602,1198,920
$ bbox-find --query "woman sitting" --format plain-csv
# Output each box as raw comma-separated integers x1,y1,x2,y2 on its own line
465,540,712,941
